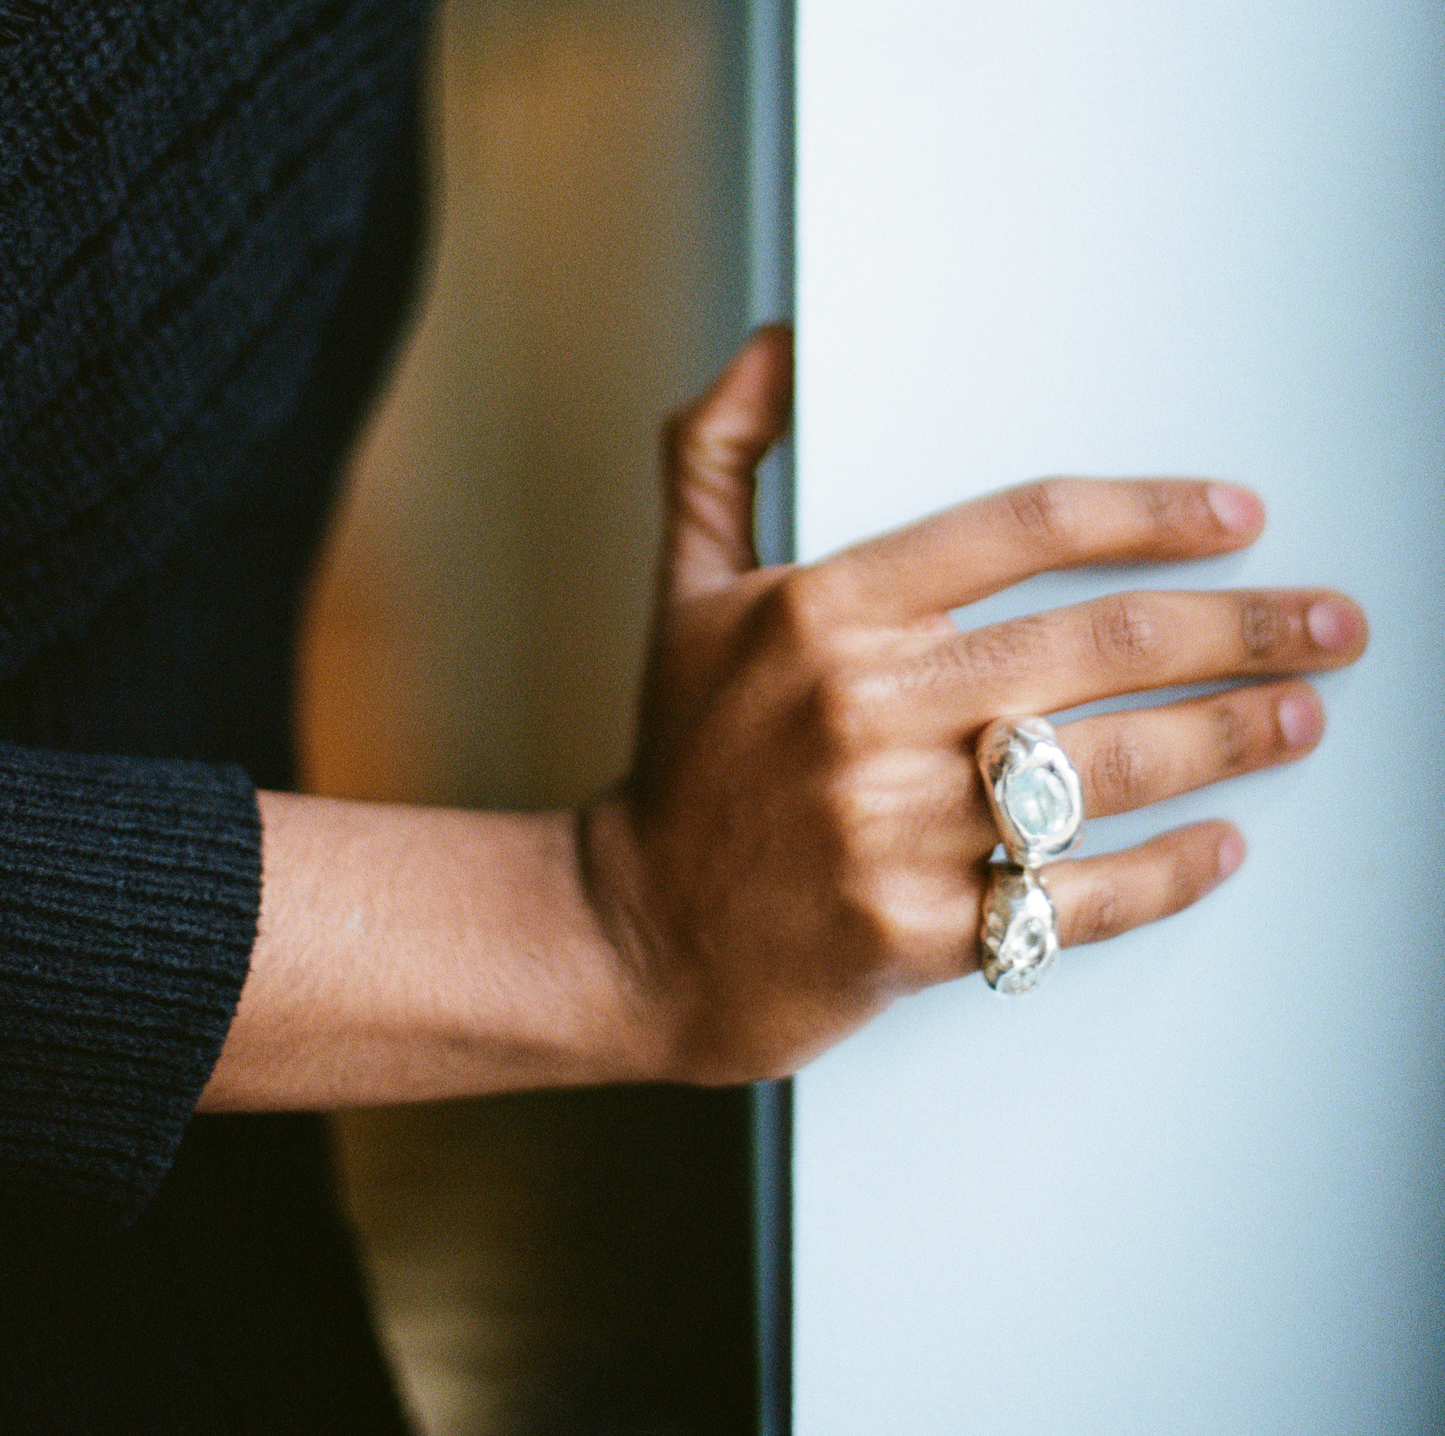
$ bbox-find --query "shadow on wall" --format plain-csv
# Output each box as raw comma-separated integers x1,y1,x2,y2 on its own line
299,0,754,1432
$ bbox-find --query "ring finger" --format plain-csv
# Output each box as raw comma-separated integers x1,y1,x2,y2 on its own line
1056,678,1324,819
958,679,1323,854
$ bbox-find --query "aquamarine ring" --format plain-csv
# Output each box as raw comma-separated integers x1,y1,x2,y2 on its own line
976,715,1084,869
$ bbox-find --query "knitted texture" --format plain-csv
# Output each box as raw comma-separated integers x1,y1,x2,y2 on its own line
0,744,260,1225
0,0,427,1216
0,0,427,688
0,0,426,1424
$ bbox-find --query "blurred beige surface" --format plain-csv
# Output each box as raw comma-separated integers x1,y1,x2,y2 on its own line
298,0,746,1431
302,0,734,813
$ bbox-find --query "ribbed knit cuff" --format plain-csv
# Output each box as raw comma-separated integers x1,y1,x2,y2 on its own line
0,743,260,1227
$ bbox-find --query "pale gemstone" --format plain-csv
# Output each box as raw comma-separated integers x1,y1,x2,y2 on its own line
1001,765,1071,840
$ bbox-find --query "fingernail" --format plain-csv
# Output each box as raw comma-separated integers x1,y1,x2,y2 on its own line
1277,692,1323,748
1217,832,1247,879
1306,598,1362,651
1206,483,1263,534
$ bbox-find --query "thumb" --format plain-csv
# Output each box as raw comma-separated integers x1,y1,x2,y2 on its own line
661,323,793,605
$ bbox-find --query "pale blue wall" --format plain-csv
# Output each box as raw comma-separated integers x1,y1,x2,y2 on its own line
793,3,1445,1431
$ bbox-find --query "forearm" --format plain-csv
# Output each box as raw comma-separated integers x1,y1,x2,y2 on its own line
198,792,664,1111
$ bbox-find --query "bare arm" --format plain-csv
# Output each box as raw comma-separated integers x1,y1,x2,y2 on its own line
201,326,1367,1110
199,799,661,1109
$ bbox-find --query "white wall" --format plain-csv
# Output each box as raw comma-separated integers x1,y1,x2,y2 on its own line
793,3,1445,1432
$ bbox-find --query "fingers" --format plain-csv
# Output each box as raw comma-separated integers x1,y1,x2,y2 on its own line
951,680,1324,851
809,477,1265,623
1057,680,1324,818
902,820,1241,986
933,587,1367,727
1044,820,1244,950
661,324,793,605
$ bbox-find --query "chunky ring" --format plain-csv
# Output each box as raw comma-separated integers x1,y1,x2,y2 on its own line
976,715,1084,868
979,863,1059,995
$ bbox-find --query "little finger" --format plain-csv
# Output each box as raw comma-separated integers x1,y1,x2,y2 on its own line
1041,819,1245,950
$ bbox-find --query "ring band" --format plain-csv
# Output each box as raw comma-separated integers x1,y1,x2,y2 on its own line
980,863,1059,995
976,715,1084,868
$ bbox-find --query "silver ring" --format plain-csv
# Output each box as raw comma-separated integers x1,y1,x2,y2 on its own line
980,863,1059,995
976,715,1084,868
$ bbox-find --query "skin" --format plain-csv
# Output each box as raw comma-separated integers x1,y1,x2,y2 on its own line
199,325,1367,1110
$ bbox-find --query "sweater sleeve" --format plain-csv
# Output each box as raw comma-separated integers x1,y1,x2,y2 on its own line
0,742,260,1228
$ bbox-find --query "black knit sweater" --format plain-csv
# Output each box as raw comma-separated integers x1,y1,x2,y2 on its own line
0,1,428,1428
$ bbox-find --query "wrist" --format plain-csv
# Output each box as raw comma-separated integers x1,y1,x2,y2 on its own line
208,794,683,1110
573,794,691,1085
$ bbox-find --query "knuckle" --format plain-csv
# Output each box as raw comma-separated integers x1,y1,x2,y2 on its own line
832,853,900,936
765,567,836,644
1007,478,1081,552
1090,593,1161,668
663,401,735,482
810,670,884,753
1089,731,1150,809
1166,849,1205,914
819,770,878,838
838,877,951,990
1066,878,1124,947
1140,480,1219,541
1208,695,1253,771
957,614,1048,681
896,636,973,698
848,883,907,949
1141,481,1192,534
1239,593,1291,661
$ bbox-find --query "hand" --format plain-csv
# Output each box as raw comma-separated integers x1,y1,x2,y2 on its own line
581,325,1368,1085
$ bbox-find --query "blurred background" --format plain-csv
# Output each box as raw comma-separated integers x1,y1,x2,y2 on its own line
297,0,759,1430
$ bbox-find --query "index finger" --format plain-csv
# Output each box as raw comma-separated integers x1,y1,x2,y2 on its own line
811,478,1264,624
